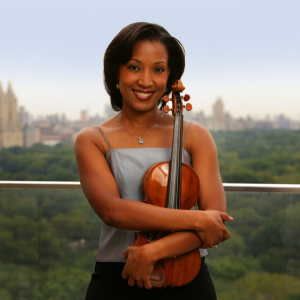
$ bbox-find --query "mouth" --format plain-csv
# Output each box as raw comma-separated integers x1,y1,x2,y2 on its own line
132,89,155,101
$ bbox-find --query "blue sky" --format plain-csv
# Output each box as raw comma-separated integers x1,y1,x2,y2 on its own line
0,0,299,120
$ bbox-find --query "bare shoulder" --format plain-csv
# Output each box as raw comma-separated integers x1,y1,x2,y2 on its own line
74,118,116,155
184,122,217,156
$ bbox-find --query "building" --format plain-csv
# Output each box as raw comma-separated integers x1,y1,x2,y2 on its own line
81,110,87,123
212,98,226,131
0,82,23,149
23,125,41,147
18,106,29,126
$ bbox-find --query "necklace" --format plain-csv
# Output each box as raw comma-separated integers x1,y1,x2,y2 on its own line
115,111,164,144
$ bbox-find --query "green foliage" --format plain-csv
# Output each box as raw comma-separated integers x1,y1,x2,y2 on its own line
205,191,300,299
0,189,299,299
0,189,102,299
0,129,300,299
0,129,300,183
213,272,300,300
0,289,11,300
212,129,300,184
208,258,248,280
0,143,79,181
32,267,90,300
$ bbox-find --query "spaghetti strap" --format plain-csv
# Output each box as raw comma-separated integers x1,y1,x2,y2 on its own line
183,122,192,148
97,126,111,150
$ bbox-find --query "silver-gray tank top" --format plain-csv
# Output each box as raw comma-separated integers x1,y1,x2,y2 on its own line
95,123,208,262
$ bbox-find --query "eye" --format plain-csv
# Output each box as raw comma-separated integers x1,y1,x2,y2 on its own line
154,67,165,73
128,65,140,71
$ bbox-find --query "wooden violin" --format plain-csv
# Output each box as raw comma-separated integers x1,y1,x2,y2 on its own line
131,80,201,288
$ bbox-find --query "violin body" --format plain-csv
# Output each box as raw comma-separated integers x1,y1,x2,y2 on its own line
131,80,201,287
141,162,199,209
131,162,201,287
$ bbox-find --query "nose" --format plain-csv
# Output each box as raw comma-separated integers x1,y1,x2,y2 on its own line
137,70,153,88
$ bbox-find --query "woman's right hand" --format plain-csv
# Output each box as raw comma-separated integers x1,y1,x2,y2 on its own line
195,210,233,248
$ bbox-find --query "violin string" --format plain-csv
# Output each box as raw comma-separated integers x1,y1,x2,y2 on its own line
114,111,164,143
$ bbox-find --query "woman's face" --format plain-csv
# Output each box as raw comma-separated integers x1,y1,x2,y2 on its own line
118,40,170,112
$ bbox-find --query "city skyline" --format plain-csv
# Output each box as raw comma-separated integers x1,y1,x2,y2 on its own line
1,82,299,150
0,80,299,122
1,0,299,120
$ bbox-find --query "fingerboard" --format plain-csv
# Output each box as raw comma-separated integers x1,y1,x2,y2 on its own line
166,92,183,210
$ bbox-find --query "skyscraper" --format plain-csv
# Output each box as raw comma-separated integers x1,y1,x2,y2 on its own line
0,82,23,148
212,98,226,131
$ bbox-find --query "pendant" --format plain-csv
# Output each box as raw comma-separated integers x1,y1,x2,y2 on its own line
139,138,143,144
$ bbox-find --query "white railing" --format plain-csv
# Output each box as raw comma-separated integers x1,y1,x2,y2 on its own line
0,181,300,192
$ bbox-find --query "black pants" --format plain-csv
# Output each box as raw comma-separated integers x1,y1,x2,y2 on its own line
85,257,217,300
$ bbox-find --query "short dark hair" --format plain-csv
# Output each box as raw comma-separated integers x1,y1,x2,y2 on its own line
103,22,185,111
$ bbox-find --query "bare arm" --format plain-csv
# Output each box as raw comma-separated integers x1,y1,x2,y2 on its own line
122,123,230,252
74,127,230,235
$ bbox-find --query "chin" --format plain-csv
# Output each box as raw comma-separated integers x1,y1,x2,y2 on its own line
133,101,159,112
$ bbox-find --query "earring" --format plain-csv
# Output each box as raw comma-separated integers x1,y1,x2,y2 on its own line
116,80,119,90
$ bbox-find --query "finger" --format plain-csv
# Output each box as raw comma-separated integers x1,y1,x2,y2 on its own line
220,233,228,242
196,233,213,248
203,236,215,247
200,242,210,249
219,212,233,222
222,229,231,241
122,270,128,279
144,279,152,290
128,278,135,287
214,238,222,246
136,280,144,288
123,249,128,259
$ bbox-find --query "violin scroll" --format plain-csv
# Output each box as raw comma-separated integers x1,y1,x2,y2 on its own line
162,80,192,115
172,80,185,93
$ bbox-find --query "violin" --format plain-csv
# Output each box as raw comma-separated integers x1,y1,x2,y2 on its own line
131,80,201,288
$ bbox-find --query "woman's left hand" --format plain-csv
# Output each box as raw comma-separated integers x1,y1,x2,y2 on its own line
122,246,155,289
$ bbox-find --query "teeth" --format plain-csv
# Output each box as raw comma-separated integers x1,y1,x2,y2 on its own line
135,91,153,98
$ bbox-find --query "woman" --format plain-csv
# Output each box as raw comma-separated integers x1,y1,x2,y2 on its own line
75,22,232,300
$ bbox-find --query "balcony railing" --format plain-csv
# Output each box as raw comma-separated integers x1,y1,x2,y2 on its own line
0,182,300,300
1,181,300,192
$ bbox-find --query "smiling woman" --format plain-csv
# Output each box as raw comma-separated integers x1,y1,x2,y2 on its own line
74,22,232,300
103,22,185,112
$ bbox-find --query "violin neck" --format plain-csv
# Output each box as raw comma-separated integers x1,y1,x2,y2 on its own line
166,110,183,210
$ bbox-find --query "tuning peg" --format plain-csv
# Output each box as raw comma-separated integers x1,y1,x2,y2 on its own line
183,103,192,111
185,103,192,111
163,95,170,102
183,94,190,102
163,105,172,113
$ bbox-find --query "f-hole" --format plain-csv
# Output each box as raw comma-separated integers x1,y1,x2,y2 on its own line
147,232,157,242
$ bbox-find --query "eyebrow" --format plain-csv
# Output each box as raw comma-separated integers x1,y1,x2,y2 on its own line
130,58,168,65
